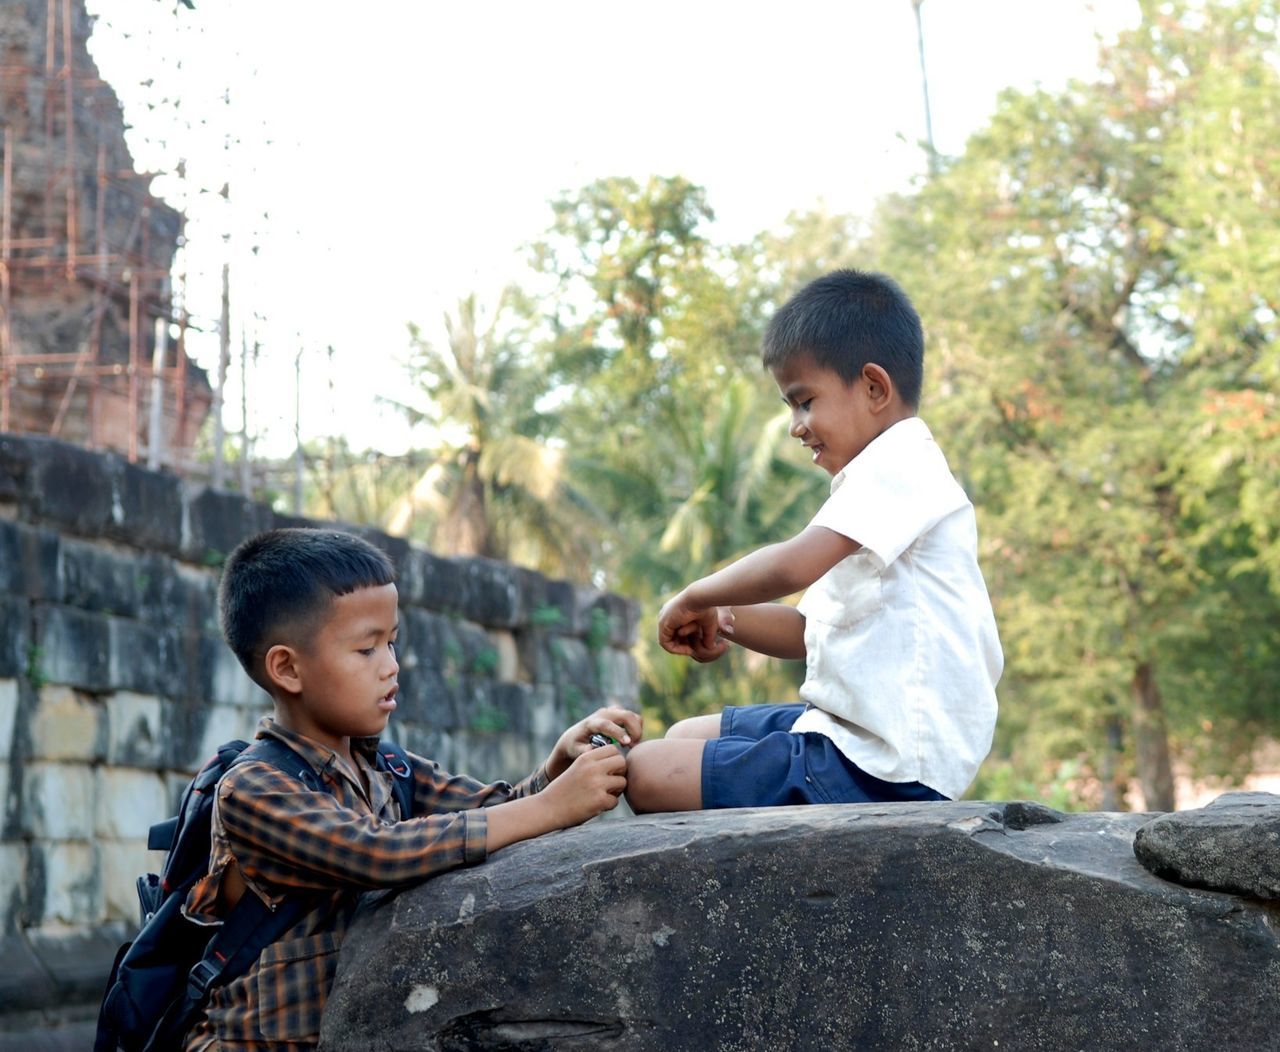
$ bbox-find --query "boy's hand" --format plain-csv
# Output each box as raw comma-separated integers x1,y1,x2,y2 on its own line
685,606,733,662
538,745,628,828
659,595,733,663
546,705,643,781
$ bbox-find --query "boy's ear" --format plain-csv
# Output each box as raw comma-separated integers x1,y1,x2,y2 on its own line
263,643,303,695
862,363,896,410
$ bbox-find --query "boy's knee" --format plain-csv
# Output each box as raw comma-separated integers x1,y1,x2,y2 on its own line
623,741,661,812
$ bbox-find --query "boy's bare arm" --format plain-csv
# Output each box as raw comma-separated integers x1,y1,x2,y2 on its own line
659,526,858,655
485,704,641,852
722,603,807,659
483,747,626,852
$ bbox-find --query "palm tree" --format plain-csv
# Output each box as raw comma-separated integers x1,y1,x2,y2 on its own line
384,292,600,576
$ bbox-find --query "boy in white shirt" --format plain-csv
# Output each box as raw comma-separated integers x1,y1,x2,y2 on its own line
625,269,1002,812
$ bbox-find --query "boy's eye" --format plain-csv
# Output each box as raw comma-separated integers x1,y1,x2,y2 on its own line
358,647,374,656
799,399,813,411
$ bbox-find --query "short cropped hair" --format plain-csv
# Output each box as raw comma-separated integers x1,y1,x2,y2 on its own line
761,269,924,408
219,528,396,689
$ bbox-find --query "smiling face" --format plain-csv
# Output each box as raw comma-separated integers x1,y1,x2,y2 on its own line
269,582,401,755
771,354,897,477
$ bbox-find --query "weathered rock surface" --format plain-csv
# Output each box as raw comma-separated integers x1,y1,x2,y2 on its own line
321,801,1280,1052
1134,790,1280,899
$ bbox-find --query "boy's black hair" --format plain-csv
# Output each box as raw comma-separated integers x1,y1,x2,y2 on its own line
219,528,396,689
761,268,924,408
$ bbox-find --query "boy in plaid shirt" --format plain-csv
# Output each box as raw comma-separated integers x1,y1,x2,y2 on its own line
182,528,639,1050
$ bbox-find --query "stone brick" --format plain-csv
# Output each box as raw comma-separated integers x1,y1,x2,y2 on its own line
486,630,519,682
25,436,118,538
413,616,467,685
133,557,219,634
455,557,521,627
514,567,551,626
587,591,640,647
95,767,170,839
110,460,183,554
100,838,153,923
35,603,111,692
450,618,500,676
181,486,274,567
20,762,95,839
0,433,35,504
394,666,459,730
525,684,564,745
106,615,170,695
0,680,17,757
30,840,99,927
396,606,445,675
541,579,580,633
598,647,640,705
0,518,61,599
475,681,535,737
195,631,268,709
0,841,31,930
29,685,102,762
398,548,464,613
105,691,166,768
58,538,144,618
515,628,559,686
548,636,599,696
161,694,215,774
194,703,261,764
179,565,221,635
0,595,29,678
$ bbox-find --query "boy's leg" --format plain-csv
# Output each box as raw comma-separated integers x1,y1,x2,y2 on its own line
664,714,722,740
626,704,808,814
625,739,706,813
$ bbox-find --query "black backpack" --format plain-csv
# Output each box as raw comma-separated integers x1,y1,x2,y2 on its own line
94,735,415,1052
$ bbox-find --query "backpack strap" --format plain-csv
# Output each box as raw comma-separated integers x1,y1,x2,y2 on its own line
375,740,415,819
241,735,414,818
143,892,313,1052
237,736,326,791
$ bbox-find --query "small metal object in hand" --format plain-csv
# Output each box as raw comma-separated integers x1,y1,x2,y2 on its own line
588,733,615,748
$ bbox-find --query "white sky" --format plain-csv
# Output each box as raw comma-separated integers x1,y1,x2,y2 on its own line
84,0,1140,458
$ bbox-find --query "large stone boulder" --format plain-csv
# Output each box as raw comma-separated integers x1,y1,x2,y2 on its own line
1133,790,1280,899
320,801,1280,1051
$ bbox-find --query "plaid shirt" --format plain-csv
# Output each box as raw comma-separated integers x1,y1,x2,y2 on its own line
182,717,548,1050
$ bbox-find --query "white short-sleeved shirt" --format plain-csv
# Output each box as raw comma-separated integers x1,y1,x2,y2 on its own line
791,416,1002,799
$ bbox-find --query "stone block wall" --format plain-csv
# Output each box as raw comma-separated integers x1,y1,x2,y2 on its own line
0,433,639,1039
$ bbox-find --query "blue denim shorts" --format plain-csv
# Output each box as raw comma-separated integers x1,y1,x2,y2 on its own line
701,703,948,809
